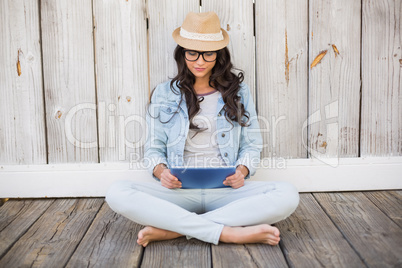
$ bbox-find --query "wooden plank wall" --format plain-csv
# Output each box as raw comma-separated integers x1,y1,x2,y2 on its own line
255,0,308,158
308,0,361,158
41,0,98,163
93,0,148,161
0,0,46,164
0,0,401,165
361,0,401,156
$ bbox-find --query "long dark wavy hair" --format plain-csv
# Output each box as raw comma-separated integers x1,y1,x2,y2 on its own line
148,45,250,130
169,45,250,129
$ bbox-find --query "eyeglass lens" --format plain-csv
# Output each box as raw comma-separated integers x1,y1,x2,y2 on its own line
185,50,217,62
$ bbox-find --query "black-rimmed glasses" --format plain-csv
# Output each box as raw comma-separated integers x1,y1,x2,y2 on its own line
184,50,217,62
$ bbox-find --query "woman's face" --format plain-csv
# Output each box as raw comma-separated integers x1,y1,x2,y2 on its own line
184,50,217,80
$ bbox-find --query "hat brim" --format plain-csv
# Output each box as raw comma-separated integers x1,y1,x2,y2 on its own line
172,27,229,51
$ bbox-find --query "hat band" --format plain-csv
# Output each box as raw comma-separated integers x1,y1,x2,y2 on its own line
180,28,224,42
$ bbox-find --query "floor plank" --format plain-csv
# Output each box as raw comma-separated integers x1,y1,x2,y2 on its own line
0,192,399,267
212,243,288,268
141,237,211,268
0,198,103,268
364,190,402,227
0,199,54,258
275,194,365,267
314,192,402,268
66,202,143,267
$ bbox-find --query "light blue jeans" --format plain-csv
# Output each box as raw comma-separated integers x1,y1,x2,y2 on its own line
106,180,299,245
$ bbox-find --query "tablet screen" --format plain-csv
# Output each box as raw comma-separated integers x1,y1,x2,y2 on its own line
170,167,236,189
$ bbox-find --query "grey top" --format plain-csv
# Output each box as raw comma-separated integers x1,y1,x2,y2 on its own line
183,90,226,167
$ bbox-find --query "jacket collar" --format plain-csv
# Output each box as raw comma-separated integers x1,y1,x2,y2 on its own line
170,82,189,116
216,95,225,114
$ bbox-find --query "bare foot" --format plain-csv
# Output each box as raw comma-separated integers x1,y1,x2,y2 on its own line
137,226,183,247
220,224,281,245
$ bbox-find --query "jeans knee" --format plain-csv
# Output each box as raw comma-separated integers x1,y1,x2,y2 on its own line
105,180,130,213
277,181,299,213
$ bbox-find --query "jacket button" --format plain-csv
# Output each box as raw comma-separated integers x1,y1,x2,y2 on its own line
221,133,225,137
167,107,171,112
224,152,228,157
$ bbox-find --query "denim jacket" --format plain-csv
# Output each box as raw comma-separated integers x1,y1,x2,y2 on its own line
144,80,262,178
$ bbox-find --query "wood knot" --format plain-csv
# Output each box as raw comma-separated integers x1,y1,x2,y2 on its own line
55,111,62,119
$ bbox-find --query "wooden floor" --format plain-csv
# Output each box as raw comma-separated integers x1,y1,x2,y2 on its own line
0,191,401,268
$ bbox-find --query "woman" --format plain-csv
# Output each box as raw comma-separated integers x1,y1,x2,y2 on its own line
106,11,299,247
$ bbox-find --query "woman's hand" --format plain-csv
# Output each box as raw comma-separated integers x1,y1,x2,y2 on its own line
223,165,249,189
153,164,182,189
159,168,182,189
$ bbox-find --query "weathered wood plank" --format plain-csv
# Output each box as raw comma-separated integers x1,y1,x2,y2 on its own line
0,0,46,164
66,202,143,267
314,192,402,267
0,199,103,267
141,237,211,268
147,0,199,91
255,0,308,158
308,0,361,158
275,194,364,267
361,0,402,156
41,0,98,163
364,191,402,228
0,199,54,258
202,0,255,100
212,243,287,268
93,0,148,162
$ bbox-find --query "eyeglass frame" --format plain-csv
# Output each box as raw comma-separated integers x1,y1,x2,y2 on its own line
183,50,218,62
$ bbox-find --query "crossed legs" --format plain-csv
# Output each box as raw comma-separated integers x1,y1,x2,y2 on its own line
106,180,299,246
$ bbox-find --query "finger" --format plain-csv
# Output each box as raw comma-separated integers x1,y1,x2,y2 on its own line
231,177,245,188
224,175,239,185
161,170,177,182
166,173,180,183
224,177,237,186
162,175,182,188
163,180,181,189
231,181,244,189
162,169,175,179
160,174,177,187
230,181,243,189
225,174,236,181
232,179,244,188
162,179,181,189
223,179,231,186
168,174,181,186
161,181,174,189
172,180,182,188
160,177,173,188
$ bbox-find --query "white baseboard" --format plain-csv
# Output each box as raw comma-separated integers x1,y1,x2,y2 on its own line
0,157,401,198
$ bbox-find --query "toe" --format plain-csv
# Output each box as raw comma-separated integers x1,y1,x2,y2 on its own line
274,229,280,237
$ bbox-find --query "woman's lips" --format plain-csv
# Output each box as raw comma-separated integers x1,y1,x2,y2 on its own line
194,68,205,72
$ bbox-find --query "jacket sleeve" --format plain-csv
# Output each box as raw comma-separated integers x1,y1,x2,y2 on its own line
235,84,263,178
144,85,169,177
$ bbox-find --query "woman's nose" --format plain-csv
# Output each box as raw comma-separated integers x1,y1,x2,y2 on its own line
196,55,206,65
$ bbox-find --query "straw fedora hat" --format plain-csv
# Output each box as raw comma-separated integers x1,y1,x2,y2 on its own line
172,12,229,51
